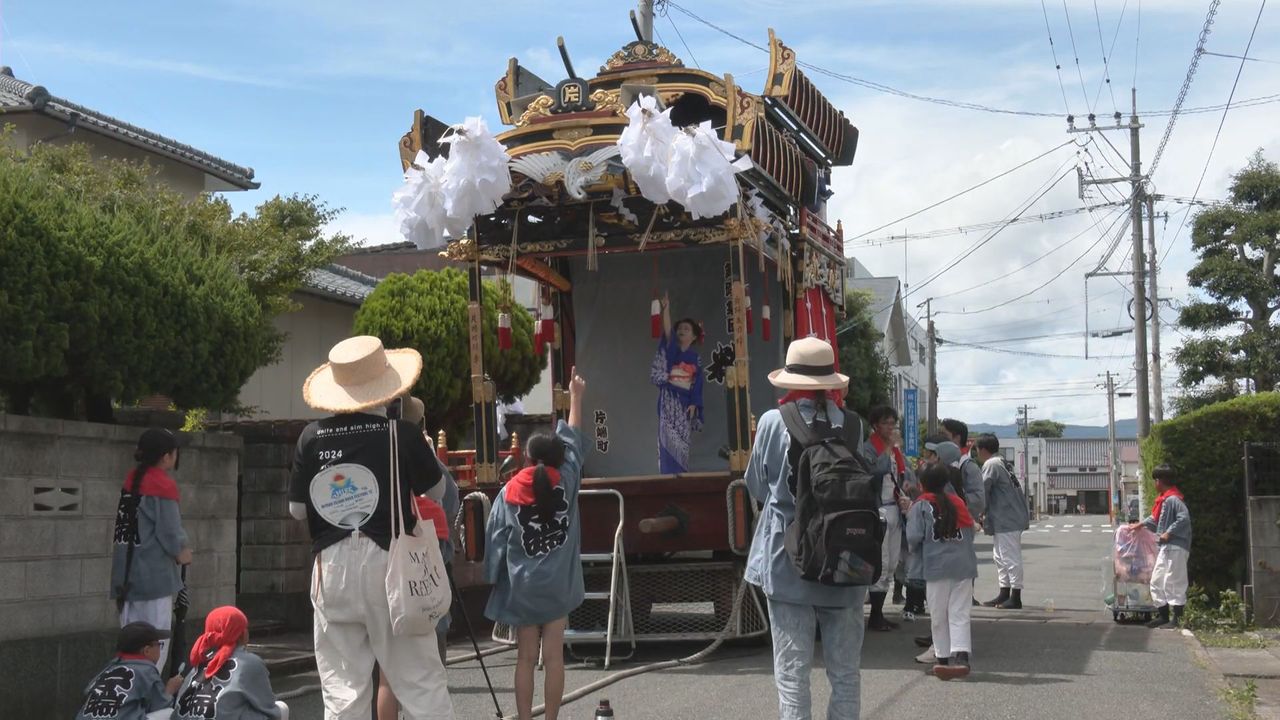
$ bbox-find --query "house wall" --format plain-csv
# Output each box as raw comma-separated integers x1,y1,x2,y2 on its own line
237,293,358,420
4,113,210,197
0,414,241,719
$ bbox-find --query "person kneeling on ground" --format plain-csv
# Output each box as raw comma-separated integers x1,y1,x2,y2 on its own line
77,621,183,720
172,606,288,720
907,464,979,680
485,368,588,720
1131,464,1193,629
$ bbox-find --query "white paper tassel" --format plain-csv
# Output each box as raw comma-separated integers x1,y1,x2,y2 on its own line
441,116,512,222
392,150,462,250
617,95,678,205
664,121,753,220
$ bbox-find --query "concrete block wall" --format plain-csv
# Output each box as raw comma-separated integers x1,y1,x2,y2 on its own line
0,413,241,718
231,421,314,627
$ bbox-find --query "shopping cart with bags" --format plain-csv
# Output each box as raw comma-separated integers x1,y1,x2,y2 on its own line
1105,524,1160,623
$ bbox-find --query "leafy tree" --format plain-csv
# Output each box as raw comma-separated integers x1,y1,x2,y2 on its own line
1170,381,1239,417
1020,419,1066,438
1175,151,1280,397
837,289,895,421
0,138,348,421
353,269,546,441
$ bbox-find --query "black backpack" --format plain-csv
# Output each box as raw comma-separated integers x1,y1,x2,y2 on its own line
780,403,885,586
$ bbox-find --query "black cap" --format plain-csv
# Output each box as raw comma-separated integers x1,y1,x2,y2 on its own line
134,428,178,463
117,621,170,654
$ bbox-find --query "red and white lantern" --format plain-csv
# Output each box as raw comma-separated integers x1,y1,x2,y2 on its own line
497,311,513,351
650,297,662,338
762,302,772,341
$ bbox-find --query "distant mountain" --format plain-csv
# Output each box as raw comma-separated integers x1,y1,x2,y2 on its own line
968,419,1137,439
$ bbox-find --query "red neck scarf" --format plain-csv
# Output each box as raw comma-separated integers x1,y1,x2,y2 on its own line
189,606,247,679
123,466,180,501
414,497,450,541
505,465,562,506
117,652,150,662
870,434,907,475
778,390,845,408
918,492,976,529
1151,487,1184,524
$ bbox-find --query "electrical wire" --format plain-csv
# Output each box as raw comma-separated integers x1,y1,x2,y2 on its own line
1148,0,1222,178
664,0,1280,119
845,140,1076,242
1041,0,1074,113
1092,0,1121,112
1061,0,1093,111
1159,0,1267,264
937,207,1129,315
935,341,1130,360
1202,50,1280,65
662,6,700,69
930,205,1128,301
1133,0,1142,88
851,201,1128,247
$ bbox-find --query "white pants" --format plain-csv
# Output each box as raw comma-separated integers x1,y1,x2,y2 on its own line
926,578,973,659
120,596,173,671
872,506,902,593
992,532,1024,589
1150,544,1189,607
312,535,453,720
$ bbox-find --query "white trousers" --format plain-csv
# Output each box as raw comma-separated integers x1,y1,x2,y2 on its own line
148,704,288,720
120,596,173,671
872,506,902,593
312,535,453,720
992,532,1024,589
1150,544,1190,607
926,578,973,659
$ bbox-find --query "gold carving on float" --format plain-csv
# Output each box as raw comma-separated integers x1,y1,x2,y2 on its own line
552,127,592,141
516,95,555,126
765,28,797,97
601,41,684,71
495,73,514,125
589,89,626,117
708,81,726,98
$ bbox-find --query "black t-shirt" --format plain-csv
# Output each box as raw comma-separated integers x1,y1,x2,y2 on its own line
289,413,441,554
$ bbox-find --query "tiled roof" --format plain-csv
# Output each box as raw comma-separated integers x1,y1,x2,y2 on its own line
0,66,258,190
345,241,419,255
302,263,380,305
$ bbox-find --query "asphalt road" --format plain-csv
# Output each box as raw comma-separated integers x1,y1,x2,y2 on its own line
285,515,1224,719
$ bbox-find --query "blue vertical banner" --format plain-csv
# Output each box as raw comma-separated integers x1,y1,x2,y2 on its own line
903,388,919,457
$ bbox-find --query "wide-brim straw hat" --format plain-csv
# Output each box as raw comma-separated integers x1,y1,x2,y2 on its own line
768,336,850,390
303,336,423,413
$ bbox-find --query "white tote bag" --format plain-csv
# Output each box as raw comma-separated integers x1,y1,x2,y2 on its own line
385,420,452,636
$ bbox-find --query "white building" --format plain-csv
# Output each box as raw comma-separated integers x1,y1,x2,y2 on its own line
997,436,1137,515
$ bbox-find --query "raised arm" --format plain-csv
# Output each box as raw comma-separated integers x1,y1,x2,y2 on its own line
567,366,586,430
661,291,672,338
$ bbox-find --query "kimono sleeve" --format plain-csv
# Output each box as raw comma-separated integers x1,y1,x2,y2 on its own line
744,412,778,504
484,492,512,585
650,336,671,387
138,665,174,713
905,502,926,554
235,653,283,718
147,497,187,559
961,461,986,517
1164,498,1191,537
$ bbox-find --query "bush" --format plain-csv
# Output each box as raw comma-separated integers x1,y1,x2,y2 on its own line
1140,392,1280,594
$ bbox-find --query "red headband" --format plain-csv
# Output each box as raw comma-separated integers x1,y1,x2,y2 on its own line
189,606,248,679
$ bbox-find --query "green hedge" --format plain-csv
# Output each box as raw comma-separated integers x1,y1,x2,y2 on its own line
1140,392,1280,594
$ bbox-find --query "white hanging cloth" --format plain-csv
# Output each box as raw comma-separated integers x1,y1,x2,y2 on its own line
391,150,460,250
664,120,753,220
617,95,678,205
440,116,513,222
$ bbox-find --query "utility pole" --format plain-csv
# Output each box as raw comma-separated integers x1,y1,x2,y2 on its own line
1103,371,1118,523
1069,89,1151,438
927,298,938,435
1017,404,1035,513
636,0,654,42
1146,194,1164,424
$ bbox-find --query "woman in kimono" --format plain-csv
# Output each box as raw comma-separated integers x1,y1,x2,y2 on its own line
650,292,703,474
485,369,587,720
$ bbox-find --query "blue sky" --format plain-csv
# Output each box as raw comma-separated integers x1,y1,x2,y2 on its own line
3,0,1278,424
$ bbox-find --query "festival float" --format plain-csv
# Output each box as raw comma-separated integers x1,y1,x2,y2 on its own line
393,15,857,660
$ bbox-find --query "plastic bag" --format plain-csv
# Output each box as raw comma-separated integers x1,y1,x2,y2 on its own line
1113,524,1157,584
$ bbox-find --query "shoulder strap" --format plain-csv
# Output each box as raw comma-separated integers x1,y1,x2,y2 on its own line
779,402,822,448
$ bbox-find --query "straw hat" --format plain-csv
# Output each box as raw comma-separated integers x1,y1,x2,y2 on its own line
768,336,850,390
303,336,423,413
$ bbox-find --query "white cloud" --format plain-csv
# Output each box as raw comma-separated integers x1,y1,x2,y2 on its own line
326,211,401,248
9,40,293,89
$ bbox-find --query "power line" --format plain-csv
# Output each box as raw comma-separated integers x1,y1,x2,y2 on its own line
851,201,1128,247
1041,0,1073,113
937,208,1129,315
664,0,1280,119
1061,0,1092,111
1202,50,1280,65
1148,0,1222,178
661,7,700,69
1133,0,1142,88
1092,0,1121,112
930,205,1128,301
936,340,1130,360
1159,0,1267,264
904,165,1077,302
845,140,1076,242
937,393,1101,403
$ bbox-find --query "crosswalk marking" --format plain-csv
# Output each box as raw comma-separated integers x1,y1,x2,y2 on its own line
1082,524,1093,528
1081,529,1093,533
1064,524,1075,528
1044,524,1055,528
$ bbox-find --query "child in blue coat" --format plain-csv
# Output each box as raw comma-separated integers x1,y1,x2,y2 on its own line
485,367,587,720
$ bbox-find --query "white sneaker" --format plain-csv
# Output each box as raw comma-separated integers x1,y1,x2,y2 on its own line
903,611,916,622
915,647,936,664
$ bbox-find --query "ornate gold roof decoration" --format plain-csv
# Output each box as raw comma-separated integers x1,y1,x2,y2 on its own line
601,41,683,72
589,88,626,117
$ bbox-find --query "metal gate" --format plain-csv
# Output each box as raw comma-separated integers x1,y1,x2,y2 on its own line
1244,442,1280,625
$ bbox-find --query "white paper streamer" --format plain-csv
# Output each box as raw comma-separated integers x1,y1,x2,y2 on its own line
665,120,753,220
392,150,459,250
441,116,512,222
617,95,678,205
